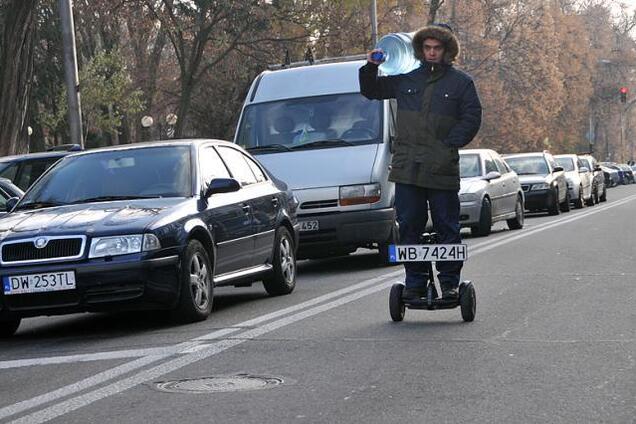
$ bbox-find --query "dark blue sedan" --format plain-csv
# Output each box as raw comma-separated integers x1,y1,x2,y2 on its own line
0,140,299,337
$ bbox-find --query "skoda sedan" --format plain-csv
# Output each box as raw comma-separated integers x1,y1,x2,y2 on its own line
0,140,299,337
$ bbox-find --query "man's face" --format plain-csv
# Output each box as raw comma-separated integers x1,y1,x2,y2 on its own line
423,38,445,63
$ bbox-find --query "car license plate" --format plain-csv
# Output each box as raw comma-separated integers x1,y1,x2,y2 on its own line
388,244,468,263
2,271,76,295
299,220,319,232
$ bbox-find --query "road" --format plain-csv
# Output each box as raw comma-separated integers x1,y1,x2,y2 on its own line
1,185,635,424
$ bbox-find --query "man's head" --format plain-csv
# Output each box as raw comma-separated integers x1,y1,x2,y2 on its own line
412,23,460,65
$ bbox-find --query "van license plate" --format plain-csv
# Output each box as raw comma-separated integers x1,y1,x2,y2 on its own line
3,271,76,295
388,244,468,262
299,220,319,232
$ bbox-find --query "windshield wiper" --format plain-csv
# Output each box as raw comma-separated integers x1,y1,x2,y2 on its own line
290,139,354,150
246,144,291,152
15,201,66,210
71,195,162,204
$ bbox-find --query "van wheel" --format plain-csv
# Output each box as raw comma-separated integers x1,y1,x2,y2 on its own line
471,197,492,237
0,318,21,338
378,222,399,266
263,227,296,296
172,240,213,323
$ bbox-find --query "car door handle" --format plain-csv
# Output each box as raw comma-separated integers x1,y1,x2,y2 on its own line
271,197,279,208
242,205,251,214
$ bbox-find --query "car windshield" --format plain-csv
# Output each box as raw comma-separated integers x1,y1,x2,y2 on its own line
460,154,482,178
555,157,575,171
505,156,549,175
236,93,382,151
19,146,192,207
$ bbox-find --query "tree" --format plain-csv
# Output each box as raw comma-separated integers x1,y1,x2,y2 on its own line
0,0,39,156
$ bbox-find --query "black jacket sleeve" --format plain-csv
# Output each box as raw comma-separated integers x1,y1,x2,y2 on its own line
359,62,401,100
443,79,482,148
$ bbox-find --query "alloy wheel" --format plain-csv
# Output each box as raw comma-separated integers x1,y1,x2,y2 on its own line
189,252,211,311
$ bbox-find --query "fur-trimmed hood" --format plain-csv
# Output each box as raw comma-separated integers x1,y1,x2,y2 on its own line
412,24,460,65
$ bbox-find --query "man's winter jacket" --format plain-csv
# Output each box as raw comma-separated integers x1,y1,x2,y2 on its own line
359,25,482,191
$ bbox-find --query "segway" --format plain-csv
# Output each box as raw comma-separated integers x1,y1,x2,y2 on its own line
388,232,476,322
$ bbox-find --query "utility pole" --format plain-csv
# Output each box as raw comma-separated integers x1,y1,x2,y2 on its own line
370,0,378,48
59,0,84,148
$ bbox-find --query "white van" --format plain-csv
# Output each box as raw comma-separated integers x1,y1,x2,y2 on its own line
234,59,398,263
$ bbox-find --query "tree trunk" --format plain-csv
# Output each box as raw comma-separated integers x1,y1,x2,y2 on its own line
0,0,39,156
428,0,444,24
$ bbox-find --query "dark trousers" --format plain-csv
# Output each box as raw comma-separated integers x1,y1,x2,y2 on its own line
395,183,462,289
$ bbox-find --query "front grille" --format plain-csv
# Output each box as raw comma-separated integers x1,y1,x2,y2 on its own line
521,184,530,192
300,199,338,210
1,236,85,265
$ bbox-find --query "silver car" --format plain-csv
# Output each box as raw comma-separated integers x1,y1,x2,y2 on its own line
554,154,593,208
459,149,525,236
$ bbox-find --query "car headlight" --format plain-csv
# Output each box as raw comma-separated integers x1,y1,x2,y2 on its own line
459,193,479,202
531,183,550,190
339,183,381,206
89,234,161,258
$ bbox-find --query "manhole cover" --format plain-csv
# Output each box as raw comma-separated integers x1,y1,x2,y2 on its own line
155,374,284,394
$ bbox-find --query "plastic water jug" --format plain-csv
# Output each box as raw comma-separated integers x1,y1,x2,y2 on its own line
375,32,420,76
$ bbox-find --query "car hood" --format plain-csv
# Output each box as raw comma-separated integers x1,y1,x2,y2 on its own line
459,177,486,194
0,198,191,240
254,144,379,189
517,174,549,184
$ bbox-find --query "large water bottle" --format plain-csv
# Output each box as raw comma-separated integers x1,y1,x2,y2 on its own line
374,32,419,76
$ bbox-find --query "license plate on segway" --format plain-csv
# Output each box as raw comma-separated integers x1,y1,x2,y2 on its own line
388,244,468,263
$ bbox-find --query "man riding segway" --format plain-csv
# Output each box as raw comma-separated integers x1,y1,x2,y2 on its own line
359,23,482,306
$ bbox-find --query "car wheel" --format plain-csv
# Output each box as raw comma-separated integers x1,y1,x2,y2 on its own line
548,189,560,215
560,190,571,212
600,186,607,202
0,318,21,338
574,186,584,209
263,227,296,296
471,197,492,237
506,195,524,230
585,189,594,206
173,240,213,323
378,221,400,266
593,185,599,204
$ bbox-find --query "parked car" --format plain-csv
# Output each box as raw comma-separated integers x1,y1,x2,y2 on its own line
503,152,569,215
459,149,524,236
599,164,620,187
0,139,299,337
0,144,81,191
616,164,634,184
554,154,593,208
235,59,396,264
600,162,626,185
579,155,607,203
0,178,24,215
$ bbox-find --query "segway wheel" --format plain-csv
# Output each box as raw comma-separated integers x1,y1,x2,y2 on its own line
459,282,476,322
389,284,405,322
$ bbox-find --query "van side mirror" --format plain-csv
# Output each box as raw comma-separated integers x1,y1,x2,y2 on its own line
5,197,19,212
203,178,241,199
552,166,564,173
579,166,589,173
484,171,501,181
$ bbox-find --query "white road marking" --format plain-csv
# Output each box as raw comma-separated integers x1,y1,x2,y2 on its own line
4,192,636,423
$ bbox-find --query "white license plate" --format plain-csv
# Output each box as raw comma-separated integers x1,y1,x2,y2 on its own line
3,271,76,295
299,220,319,232
388,244,468,262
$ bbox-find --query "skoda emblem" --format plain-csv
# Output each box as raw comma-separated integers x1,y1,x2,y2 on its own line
34,237,48,249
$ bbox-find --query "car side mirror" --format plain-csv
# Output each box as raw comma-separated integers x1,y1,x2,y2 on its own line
594,165,602,172
204,178,241,199
579,166,589,173
5,197,19,212
484,171,501,181
552,166,564,173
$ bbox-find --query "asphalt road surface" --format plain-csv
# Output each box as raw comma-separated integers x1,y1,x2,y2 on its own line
1,185,635,424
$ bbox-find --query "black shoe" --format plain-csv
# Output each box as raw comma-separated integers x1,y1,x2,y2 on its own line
402,287,427,301
440,283,459,300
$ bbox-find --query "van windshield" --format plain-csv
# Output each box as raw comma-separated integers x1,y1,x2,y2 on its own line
236,93,382,152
